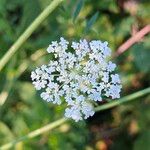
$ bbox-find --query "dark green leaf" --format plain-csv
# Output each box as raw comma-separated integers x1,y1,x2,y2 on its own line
85,11,99,33
72,0,84,23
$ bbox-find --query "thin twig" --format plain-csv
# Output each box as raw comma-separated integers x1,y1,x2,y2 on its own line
115,25,150,57
0,87,150,150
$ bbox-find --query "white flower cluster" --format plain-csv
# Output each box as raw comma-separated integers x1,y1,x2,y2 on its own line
31,37,122,122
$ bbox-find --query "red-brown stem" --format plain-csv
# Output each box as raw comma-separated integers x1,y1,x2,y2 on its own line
114,24,150,57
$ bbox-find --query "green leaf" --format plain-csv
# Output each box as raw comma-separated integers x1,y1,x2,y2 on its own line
72,0,84,23
134,131,150,150
85,11,99,33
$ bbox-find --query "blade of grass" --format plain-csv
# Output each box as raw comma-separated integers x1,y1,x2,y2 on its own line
0,0,64,71
0,87,149,150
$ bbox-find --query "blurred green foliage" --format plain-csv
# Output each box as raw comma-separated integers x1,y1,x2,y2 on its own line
0,0,150,149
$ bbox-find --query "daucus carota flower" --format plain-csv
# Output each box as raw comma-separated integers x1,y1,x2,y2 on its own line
31,37,122,122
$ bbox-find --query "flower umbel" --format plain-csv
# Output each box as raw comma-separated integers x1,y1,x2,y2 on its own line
31,37,122,121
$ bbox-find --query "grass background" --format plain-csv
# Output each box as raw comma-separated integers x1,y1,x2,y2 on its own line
0,0,150,149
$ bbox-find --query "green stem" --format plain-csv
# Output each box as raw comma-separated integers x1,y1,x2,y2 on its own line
0,118,67,150
0,87,149,150
0,0,64,71
95,87,150,112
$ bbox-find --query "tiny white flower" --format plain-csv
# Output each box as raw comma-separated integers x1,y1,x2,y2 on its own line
65,106,82,122
89,89,102,101
31,71,37,80
40,92,49,101
71,41,79,50
102,72,109,83
111,74,121,84
81,101,95,119
106,61,116,72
